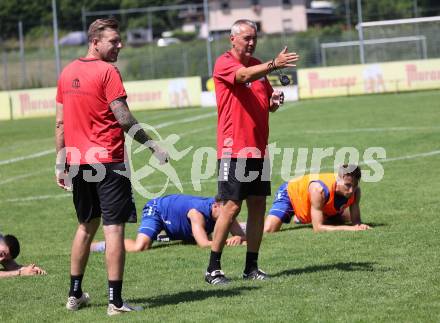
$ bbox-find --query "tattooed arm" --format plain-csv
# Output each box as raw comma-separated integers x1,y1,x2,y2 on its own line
110,98,168,163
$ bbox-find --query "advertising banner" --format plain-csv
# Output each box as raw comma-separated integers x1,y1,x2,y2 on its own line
0,92,11,120
298,59,440,99
9,87,57,119
126,76,201,111
7,76,202,119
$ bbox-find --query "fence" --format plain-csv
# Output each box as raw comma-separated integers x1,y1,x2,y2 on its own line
1,8,440,91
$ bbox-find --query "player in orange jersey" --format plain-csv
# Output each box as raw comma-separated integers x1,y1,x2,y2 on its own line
264,164,371,233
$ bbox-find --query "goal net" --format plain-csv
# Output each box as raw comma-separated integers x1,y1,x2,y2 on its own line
321,16,440,66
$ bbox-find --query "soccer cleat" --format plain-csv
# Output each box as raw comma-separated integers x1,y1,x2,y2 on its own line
66,292,90,311
243,268,268,280
107,302,143,316
205,269,230,285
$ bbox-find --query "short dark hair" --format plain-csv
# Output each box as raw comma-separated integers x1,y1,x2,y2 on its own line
88,17,120,42
338,164,361,180
4,234,20,259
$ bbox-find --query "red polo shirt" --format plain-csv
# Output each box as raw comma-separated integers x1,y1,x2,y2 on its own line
214,51,273,159
56,58,126,165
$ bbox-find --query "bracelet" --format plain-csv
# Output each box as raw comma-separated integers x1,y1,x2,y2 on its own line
268,58,277,72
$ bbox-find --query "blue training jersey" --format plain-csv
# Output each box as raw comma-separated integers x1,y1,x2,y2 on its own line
154,195,216,241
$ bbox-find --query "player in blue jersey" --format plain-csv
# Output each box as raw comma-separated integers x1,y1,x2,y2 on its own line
91,195,246,252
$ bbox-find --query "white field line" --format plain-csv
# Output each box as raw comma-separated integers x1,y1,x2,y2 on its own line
1,149,439,204
153,111,216,129
0,170,49,186
280,149,440,177
0,149,55,166
3,193,71,203
179,125,214,137
0,112,217,167
302,126,440,134
0,125,214,185
140,108,201,122
0,137,54,153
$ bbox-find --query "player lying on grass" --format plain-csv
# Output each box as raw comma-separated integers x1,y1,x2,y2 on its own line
0,233,46,278
263,164,371,233
91,194,246,252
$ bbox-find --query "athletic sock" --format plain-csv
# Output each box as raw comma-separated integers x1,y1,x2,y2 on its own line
207,251,222,272
244,251,259,274
108,280,123,308
69,274,84,298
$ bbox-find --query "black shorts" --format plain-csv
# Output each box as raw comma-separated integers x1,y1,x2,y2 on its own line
71,162,137,225
217,158,271,201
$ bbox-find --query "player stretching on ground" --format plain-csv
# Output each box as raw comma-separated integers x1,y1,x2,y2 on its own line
0,233,46,278
264,164,371,233
91,195,246,252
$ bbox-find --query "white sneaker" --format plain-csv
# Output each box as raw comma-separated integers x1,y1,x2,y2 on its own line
66,292,90,311
107,302,143,316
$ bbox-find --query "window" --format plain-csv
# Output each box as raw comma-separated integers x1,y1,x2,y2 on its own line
282,19,293,32
221,0,230,10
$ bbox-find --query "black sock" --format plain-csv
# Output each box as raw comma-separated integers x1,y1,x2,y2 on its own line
207,251,222,272
108,280,123,308
69,274,83,298
244,252,259,274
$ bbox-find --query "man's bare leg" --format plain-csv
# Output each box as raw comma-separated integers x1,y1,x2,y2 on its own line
244,195,267,279
103,224,125,308
205,200,242,284
246,195,266,253
71,218,100,275
211,200,242,252
68,217,100,306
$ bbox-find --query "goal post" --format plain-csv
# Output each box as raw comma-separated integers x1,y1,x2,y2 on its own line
356,16,440,65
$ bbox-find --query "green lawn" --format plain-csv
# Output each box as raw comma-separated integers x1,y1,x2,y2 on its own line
0,90,439,322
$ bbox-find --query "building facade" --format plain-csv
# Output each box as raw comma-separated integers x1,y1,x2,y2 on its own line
208,0,308,34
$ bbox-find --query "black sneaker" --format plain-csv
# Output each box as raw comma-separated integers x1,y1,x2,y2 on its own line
243,268,268,280
205,270,230,285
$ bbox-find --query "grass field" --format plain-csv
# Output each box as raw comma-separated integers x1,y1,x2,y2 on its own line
0,90,439,322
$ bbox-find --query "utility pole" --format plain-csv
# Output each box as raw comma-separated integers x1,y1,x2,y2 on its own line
203,0,213,76
52,0,61,79
356,0,365,64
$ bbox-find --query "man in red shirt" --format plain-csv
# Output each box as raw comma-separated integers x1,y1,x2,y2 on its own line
55,18,167,316
205,19,299,284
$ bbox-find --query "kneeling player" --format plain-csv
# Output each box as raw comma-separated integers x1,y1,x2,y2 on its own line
264,164,371,233
91,194,246,252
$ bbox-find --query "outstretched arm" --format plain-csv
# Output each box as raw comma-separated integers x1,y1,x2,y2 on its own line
0,261,46,278
235,47,299,84
110,98,168,164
